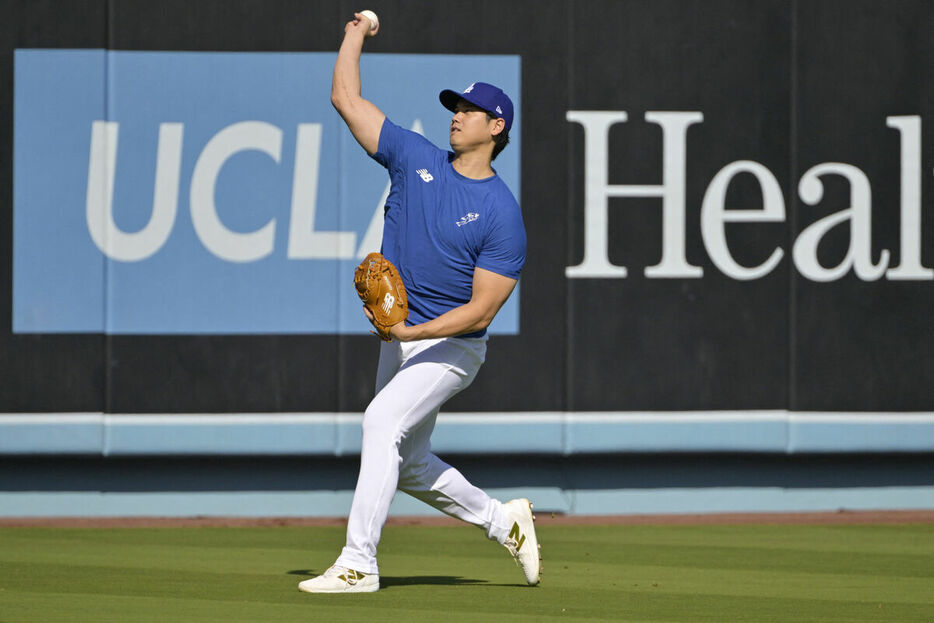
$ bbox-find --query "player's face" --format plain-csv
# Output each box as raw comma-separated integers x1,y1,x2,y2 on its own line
449,99,499,153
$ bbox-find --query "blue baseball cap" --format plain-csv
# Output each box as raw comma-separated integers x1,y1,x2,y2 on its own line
439,82,514,132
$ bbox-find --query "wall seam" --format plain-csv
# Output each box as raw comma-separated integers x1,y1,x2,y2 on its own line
103,0,114,426
787,0,800,435
563,0,575,455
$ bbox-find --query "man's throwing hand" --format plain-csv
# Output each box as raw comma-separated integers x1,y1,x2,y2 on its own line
347,11,379,37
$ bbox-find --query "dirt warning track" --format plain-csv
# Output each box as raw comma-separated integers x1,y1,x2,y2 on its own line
1,509,933,528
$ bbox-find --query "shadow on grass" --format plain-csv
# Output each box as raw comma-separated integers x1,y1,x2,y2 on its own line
288,570,518,588
380,575,489,588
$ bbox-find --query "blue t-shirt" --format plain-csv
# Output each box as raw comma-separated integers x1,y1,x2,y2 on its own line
372,118,526,338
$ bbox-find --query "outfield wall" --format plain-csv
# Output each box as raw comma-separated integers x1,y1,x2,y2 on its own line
2,1,934,516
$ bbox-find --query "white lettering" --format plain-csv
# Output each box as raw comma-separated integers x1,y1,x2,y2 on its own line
644,112,705,278
287,123,357,259
86,121,182,262
565,111,931,282
564,111,629,278
190,121,280,263
565,111,704,278
794,163,889,282
885,116,933,279
87,113,930,277
701,160,785,280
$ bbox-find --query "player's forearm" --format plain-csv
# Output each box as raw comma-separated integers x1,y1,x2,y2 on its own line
331,30,366,112
396,302,495,341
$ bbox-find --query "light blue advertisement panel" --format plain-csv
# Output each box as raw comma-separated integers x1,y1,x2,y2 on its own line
13,50,521,334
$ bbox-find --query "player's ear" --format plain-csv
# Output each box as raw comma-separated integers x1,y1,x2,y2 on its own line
489,117,505,137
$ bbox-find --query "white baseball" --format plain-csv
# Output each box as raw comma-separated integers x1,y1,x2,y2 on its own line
359,10,379,32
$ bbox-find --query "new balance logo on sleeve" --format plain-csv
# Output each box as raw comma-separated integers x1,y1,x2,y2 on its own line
416,168,434,182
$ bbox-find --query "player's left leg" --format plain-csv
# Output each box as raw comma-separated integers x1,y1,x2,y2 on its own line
397,420,511,541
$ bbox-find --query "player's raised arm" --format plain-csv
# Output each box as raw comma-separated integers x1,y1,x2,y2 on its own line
331,12,386,156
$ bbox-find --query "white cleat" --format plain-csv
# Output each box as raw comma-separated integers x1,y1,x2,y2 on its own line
298,565,379,593
502,498,542,586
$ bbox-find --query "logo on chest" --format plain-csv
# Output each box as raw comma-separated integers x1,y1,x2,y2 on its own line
416,168,434,182
456,212,480,227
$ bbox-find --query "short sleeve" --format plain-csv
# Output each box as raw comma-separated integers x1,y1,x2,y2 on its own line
476,198,526,280
372,118,438,171
371,118,404,170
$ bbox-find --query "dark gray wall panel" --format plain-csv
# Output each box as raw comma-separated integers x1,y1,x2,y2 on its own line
2,1,932,414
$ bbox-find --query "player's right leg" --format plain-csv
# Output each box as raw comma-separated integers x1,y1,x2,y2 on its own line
299,342,402,594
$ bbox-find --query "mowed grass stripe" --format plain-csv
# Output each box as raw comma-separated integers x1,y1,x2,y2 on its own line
8,549,929,608
584,591,934,623
591,563,934,604
3,560,290,603
0,591,422,623
3,580,931,623
550,542,934,578
1,524,933,622
546,524,934,556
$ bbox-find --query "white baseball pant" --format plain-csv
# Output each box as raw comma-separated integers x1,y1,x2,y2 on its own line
334,335,513,575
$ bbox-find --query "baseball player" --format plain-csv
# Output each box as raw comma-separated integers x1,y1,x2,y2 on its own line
298,12,540,593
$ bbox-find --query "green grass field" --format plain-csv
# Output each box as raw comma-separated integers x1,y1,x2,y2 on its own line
1,522,933,622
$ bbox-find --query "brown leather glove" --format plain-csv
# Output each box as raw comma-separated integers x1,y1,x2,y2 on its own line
354,252,408,341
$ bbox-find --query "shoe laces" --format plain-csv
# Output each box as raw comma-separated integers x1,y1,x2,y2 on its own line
322,565,348,578
504,538,521,558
